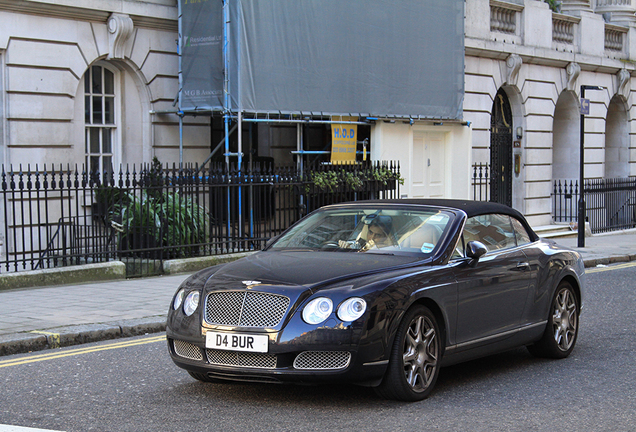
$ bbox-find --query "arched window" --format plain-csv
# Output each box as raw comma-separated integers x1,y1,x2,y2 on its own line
84,64,117,176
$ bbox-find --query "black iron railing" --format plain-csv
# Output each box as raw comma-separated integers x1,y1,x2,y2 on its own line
472,163,490,202
0,161,401,276
585,177,636,233
553,177,636,233
553,179,579,223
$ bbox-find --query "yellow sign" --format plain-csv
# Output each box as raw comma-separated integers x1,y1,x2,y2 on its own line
331,116,357,164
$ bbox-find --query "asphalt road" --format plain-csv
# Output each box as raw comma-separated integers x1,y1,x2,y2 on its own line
1,264,635,432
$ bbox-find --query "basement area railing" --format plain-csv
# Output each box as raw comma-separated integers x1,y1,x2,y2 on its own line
0,161,401,277
553,177,636,233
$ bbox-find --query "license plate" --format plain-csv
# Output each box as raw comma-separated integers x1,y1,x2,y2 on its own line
205,331,268,353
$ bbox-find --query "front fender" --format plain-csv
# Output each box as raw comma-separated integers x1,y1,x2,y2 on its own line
354,267,456,364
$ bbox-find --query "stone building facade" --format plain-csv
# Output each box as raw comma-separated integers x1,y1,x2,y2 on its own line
0,0,180,171
1,0,635,230
462,0,636,226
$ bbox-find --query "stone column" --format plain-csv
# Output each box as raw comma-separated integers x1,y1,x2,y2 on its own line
560,0,593,13
594,0,636,26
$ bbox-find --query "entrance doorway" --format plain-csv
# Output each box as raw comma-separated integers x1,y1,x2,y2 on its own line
490,88,513,207
411,131,445,198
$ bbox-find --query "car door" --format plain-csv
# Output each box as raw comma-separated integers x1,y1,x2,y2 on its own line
451,214,530,346
509,216,545,326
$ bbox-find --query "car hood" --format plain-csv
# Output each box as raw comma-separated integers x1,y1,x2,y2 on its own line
204,251,424,290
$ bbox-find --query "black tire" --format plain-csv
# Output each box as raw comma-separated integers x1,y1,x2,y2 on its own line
187,370,220,383
375,305,442,401
528,281,580,359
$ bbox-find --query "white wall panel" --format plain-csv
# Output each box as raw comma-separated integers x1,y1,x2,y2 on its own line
6,40,87,79
7,67,79,96
463,92,495,116
7,94,74,121
8,121,71,147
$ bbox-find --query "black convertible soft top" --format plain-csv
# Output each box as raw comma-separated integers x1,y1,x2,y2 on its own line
345,199,539,242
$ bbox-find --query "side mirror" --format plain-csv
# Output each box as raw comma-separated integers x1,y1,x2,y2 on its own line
465,241,488,262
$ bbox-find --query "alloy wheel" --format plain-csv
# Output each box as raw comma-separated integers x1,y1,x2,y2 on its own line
403,315,438,392
552,287,578,352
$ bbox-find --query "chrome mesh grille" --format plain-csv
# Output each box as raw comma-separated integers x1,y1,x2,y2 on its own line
205,291,290,327
173,339,203,361
206,349,277,369
293,351,351,370
204,291,244,325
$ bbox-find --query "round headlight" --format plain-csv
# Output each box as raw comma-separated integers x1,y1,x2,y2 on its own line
337,297,367,322
302,297,333,325
183,291,200,316
173,289,185,310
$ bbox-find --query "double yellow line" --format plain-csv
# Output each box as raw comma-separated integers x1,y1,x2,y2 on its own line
0,335,165,368
587,261,636,273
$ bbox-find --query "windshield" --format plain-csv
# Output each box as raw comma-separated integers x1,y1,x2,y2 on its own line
269,207,453,255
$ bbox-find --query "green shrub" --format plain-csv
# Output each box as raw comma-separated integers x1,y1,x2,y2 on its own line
96,187,210,258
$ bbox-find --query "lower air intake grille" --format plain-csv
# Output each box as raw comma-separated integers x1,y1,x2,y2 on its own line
173,340,203,361
293,351,351,370
206,349,277,369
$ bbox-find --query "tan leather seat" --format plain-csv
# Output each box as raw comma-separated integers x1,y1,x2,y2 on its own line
400,224,441,251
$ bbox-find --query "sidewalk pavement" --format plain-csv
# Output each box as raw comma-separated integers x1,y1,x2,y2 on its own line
549,229,636,266
0,274,190,356
1,230,635,356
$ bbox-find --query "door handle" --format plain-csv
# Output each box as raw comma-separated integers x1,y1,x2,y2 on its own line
515,262,530,271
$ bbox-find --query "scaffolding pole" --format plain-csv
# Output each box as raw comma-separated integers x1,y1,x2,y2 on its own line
177,0,183,168
223,0,231,239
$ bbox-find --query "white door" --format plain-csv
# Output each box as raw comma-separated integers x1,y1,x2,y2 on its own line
411,132,445,198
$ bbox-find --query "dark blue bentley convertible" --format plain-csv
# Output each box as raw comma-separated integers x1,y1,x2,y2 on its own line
167,199,585,401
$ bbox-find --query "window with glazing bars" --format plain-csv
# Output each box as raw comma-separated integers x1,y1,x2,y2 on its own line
84,65,115,177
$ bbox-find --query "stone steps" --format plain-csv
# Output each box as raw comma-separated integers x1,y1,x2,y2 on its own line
533,224,579,239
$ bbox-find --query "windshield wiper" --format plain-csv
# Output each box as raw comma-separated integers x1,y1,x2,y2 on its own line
362,250,396,256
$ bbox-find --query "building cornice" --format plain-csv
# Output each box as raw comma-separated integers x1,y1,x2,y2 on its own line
490,0,524,13
551,12,581,24
465,37,634,75
0,0,177,31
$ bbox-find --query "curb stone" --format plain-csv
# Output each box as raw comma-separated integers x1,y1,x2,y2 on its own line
0,333,48,356
583,254,634,268
0,261,126,292
0,317,166,356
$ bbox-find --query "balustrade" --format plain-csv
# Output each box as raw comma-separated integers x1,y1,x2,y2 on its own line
490,3,518,34
553,16,576,44
605,24,627,51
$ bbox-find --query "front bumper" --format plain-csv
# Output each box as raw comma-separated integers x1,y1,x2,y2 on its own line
166,282,393,386
166,335,387,386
